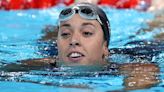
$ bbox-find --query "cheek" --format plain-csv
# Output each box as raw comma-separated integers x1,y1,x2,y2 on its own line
84,38,104,57
57,40,62,51
57,40,67,55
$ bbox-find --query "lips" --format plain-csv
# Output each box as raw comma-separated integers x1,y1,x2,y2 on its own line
67,52,85,62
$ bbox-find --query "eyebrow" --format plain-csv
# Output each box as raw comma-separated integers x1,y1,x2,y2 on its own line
82,22,95,27
60,23,71,27
59,22,96,28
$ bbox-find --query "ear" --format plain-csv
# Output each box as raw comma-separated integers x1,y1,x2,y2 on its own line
103,41,109,57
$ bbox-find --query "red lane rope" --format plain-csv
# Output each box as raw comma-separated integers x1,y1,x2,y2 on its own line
0,0,151,10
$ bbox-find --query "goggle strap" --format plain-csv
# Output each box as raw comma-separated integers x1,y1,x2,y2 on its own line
96,15,102,25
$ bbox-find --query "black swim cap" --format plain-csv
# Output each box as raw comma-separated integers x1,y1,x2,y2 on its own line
75,3,110,47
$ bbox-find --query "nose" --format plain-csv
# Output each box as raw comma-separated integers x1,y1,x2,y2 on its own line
70,41,80,46
69,33,81,47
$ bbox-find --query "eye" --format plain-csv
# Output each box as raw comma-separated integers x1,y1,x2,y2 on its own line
81,24,95,37
59,26,72,39
61,32,71,38
82,31,93,37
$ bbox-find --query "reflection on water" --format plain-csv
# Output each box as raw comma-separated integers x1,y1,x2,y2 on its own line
0,5,164,92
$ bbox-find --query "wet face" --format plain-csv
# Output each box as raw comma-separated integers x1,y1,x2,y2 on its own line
57,14,109,66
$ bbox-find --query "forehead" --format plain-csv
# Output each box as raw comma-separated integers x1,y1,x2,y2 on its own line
59,14,101,27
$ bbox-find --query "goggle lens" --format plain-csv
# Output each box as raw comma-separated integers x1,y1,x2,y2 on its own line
59,5,102,25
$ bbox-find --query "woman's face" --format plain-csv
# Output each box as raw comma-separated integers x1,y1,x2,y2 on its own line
57,14,109,66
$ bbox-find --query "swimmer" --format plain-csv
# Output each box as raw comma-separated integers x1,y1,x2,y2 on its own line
1,2,160,91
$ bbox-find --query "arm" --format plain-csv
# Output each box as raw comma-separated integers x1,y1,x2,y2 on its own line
120,63,160,90
0,58,56,72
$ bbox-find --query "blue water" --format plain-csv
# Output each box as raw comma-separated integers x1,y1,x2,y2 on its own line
0,5,164,92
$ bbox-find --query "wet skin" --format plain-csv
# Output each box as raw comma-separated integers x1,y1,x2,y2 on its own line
57,14,109,66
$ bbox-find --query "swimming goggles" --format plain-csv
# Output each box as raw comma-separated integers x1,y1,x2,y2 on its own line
59,4,103,25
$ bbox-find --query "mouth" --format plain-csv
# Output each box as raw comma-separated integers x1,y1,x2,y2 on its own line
67,52,85,62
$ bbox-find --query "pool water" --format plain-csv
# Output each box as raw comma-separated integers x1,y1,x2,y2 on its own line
0,5,164,92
